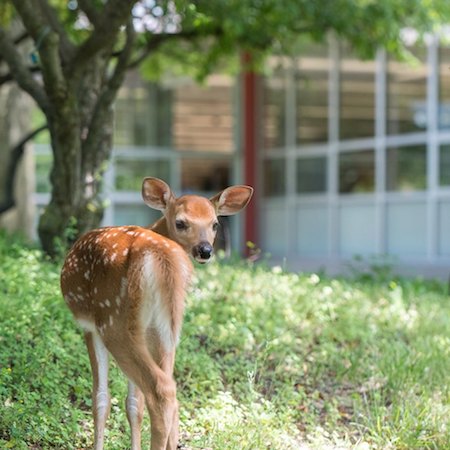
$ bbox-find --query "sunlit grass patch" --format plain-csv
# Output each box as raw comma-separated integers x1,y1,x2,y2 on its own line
1,232,449,449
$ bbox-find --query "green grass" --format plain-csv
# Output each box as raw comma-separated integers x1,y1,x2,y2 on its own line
1,232,449,449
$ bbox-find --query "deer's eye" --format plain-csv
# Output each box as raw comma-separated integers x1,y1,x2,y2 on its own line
212,222,219,232
175,220,188,231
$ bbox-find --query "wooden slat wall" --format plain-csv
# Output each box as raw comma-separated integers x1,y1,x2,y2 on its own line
173,80,234,153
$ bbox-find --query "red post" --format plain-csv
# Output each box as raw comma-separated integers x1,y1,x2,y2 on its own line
242,53,258,253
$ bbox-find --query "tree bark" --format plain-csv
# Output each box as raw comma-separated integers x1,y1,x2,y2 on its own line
38,55,114,255
0,2,155,255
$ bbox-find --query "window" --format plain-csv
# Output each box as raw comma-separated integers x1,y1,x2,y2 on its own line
339,43,376,140
264,159,285,197
263,62,286,150
387,48,428,134
295,43,329,144
297,157,327,194
35,153,52,193
386,145,427,191
440,145,450,186
114,204,160,227
115,81,172,147
439,46,450,130
339,150,375,193
115,159,170,191
180,158,231,192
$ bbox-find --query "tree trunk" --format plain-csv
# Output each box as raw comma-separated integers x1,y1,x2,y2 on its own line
38,58,114,256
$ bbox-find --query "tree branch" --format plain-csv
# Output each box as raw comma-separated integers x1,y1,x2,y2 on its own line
127,27,222,69
11,0,67,108
36,0,75,61
0,124,48,214
69,0,136,74
11,0,47,42
0,65,41,86
0,30,30,71
0,27,48,111
77,0,101,27
103,20,136,105
83,21,136,161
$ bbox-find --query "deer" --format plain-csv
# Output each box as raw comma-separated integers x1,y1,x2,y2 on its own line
60,177,253,450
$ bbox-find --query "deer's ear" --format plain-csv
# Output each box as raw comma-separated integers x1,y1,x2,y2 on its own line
210,185,253,216
142,177,174,211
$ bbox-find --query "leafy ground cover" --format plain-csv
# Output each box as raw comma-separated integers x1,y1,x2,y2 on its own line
0,232,449,449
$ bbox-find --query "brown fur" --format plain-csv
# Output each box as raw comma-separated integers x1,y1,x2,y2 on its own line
61,178,253,450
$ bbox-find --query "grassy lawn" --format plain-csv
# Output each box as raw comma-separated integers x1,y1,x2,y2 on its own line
0,232,449,449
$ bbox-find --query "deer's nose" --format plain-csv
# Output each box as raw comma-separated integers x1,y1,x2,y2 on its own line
193,242,214,263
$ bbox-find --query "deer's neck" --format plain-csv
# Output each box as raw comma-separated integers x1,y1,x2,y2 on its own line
150,217,170,239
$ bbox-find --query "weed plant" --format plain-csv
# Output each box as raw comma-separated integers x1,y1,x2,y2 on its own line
0,232,449,449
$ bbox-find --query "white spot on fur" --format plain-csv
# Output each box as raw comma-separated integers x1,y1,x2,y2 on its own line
115,296,121,306
120,278,128,297
76,318,96,333
109,316,113,326
105,299,111,307
123,249,129,257
84,270,90,280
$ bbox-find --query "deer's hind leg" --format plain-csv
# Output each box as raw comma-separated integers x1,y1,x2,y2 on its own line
146,329,179,450
84,331,111,450
126,380,145,450
103,330,178,450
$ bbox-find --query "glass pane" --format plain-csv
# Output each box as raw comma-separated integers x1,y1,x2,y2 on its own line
263,63,286,149
297,206,328,255
263,159,285,197
387,202,427,256
439,46,450,130
339,150,375,193
297,157,327,193
439,201,450,256
386,145,427,191
181,158,231,192
114,204,160,227
387,47,428,134
35,153,52,193
173,76,234,153
262,206,289,255
440,145,450,186
115,82,172,147
339,205,376,256
295,43,329,144
339,43,375,139
115,159,170,191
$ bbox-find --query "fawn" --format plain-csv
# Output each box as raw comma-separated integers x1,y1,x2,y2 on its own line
60,177,253,449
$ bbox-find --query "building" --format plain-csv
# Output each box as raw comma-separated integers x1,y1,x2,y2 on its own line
34,35,450,278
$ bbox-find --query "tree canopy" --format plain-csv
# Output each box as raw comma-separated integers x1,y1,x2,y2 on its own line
0,0,449,254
